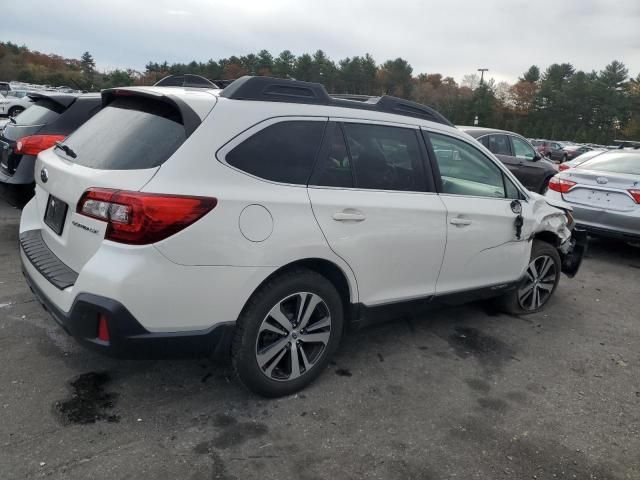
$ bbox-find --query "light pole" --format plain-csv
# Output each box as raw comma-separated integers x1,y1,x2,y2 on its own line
477,68,489,85
475,68,489,127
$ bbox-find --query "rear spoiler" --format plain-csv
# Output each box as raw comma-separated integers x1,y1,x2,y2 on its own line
154,74,220,89
27,92,77,109
101,88,202,138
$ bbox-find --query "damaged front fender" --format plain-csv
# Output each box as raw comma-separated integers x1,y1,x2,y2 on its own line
525,192,588,278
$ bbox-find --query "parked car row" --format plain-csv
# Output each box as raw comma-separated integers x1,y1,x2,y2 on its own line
530,138,610,163
1,92,101,185
0,90,35,118
11,75,587,397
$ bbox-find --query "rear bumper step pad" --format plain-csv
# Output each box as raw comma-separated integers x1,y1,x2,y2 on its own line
19,229,78,290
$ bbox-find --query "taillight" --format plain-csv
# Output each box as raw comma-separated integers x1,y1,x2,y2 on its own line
558,163,571,171
97,313,110,342
15,135,66,156
629,189,640,204
548,176,577,194
77,188,217,245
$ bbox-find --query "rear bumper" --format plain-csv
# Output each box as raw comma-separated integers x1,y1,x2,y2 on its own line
569,204,640,239
21,264,236,360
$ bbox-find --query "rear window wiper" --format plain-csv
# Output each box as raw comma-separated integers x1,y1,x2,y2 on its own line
55,142,77,159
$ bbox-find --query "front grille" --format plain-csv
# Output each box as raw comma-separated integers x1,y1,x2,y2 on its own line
20,229,78,290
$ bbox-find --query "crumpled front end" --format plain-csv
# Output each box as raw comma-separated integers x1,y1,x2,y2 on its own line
526,192,588,278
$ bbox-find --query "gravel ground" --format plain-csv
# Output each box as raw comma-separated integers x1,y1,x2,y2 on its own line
0,189,639,480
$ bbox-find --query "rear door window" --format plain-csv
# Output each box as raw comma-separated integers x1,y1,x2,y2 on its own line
309,124,354,188
14,99,63,126
57,96,187,170
226,120,326,185
341,123,427,191
486,134,512,156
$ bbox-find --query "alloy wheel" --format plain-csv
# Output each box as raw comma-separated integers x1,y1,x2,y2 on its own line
255,292,332,382
517,254,557,311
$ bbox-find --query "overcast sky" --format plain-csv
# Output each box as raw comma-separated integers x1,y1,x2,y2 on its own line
5,0,640,83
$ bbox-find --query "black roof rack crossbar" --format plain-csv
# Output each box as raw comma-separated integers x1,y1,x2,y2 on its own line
154,74,220,89
220,76,454,127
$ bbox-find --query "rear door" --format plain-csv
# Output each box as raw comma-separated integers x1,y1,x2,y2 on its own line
510,135,547,191
308,121,447,306
424,130,529,294
33,94,198,272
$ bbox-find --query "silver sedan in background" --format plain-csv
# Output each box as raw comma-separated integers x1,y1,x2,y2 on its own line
546,150,640,241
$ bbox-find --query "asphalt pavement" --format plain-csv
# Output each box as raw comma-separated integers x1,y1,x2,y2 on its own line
0,191,638,480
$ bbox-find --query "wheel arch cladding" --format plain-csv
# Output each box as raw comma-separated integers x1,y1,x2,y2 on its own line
241,258,354,325
533,230,561,247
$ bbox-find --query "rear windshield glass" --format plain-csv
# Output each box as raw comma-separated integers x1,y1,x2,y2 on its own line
577,153,640,175
15,99,63,126
57,96,186,170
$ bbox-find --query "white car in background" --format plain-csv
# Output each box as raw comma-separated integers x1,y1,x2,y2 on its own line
0,90,34,118
19,76,586,397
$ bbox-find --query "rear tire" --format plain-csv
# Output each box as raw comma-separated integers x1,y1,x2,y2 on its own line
232,269,344,397
497,240,561,315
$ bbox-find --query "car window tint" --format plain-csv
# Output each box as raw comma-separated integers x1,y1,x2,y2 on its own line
512,137,536,160
13,98,63,126
309,125,353,188
227,120,326,185
429,132,506,198
504,175,521,199
487,134,511,155
342,123,426,191
59,96,187,170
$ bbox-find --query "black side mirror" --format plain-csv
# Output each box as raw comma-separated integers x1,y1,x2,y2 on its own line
532,152,542,161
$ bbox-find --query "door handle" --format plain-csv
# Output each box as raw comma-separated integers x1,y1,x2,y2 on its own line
332,211,366,222
450,217,472,226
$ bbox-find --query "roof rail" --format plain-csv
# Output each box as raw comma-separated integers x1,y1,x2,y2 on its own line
329,93,378,103
220,76,454,127
154,74,220,89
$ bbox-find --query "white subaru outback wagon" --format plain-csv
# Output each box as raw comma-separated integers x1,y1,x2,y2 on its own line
19,76,586,397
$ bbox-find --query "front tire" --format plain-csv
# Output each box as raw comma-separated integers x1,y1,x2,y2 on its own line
232,269,344,397
497,240,561,315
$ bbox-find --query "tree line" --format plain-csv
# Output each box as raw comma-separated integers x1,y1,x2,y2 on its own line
1,41,639,143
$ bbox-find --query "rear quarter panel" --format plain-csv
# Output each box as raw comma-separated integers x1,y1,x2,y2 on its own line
145,99,359,301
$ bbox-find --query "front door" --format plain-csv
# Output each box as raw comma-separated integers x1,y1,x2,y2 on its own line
425,130,530,294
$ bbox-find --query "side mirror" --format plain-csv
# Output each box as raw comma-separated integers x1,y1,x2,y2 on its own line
532,153,542,161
